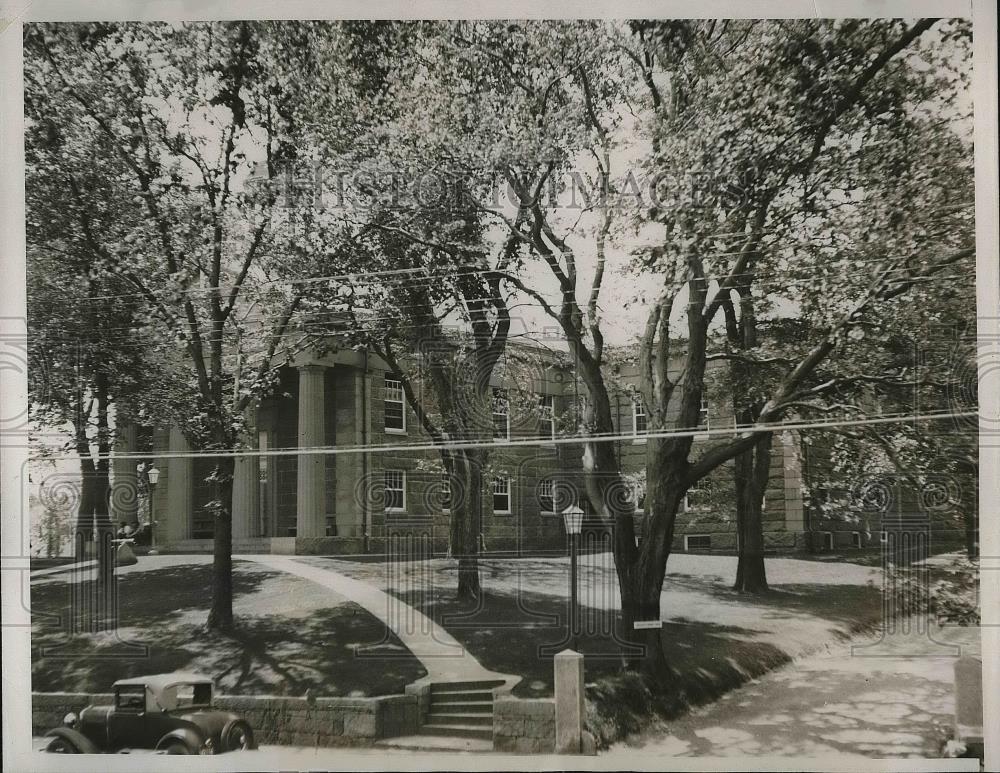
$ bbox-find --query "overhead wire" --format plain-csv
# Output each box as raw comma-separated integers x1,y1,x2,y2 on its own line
35,408,979,462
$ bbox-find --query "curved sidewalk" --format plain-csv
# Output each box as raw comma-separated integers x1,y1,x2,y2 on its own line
242,554,516,687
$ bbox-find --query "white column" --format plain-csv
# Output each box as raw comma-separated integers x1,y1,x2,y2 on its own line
112,422,138,526
232,445,259,540
335,366,364,537
296,365,327,537
165,426,193,541
781,430,805,535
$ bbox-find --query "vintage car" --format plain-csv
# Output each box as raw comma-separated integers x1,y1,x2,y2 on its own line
43,672,256,754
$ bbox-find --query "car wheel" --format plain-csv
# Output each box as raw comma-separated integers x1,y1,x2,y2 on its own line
221,720,256,751
162,741,190,754
45,736,80,754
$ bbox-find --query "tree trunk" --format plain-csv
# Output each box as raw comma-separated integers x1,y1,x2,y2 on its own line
207,453,236,630
93,373,115,617
74,457,96,563
450,449,482,602
72,382,115,631
637,587,672,686
92,460,115,628
733,433,772,593
627,439,687,681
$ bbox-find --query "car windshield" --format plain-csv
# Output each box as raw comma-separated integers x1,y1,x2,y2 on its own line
172,683,212,708
116,686,145,712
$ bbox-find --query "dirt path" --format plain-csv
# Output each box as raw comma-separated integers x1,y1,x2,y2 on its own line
604,626,979,760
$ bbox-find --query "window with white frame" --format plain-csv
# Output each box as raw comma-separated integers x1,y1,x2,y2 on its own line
851,531,862,548
538,394,555,442
384,470,405,512
822,531,834,551
384,377,406,433
683,479,712,512
633,397,647,442
685,534,712,551
440,473,451,512
538,479,555,514
492,389,510,441
696,396,710,436
493,476,512,514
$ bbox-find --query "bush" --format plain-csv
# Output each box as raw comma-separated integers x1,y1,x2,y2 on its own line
888,556,979,626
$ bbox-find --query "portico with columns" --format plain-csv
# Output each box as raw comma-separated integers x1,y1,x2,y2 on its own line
136,348,374,553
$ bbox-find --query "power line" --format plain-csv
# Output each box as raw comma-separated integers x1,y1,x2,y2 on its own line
33,408,978,462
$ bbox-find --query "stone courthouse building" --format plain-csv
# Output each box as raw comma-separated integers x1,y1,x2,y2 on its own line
111,337,967,557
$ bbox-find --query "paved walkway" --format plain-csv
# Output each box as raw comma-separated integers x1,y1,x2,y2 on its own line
605,626,979,760
29,559,97,578
244,555,516,687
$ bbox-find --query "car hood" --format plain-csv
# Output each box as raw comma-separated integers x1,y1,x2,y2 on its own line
172,708,242,739
79,705,112,725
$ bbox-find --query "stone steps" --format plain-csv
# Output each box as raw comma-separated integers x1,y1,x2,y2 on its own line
431,690,495,704
426,700,493,713
426,712,492,726
413,678,503,746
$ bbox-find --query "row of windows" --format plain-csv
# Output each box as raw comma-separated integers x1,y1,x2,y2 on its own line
381,470,717,515
681,532,897,553
818,531,893,550
632,396,711,440
386,376,713,441
383,470,516,514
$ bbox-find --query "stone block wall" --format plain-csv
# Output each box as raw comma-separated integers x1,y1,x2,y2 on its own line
34,692,114,733
493,696,555,753
33,692,418,747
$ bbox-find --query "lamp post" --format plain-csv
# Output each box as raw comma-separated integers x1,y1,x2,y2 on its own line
562,505,584,649
143,464,160,553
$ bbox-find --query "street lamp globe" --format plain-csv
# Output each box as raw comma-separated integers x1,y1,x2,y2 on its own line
562,505,584,535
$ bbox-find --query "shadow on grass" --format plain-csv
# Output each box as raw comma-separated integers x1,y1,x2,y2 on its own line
703,582,884,633
31,563,426,697
394,578,892,748
396,586,788,697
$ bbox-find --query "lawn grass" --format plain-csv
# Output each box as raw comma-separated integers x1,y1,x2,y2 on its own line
394,580,883,746
30,560,426,697
361,552,885,748
31,551,889,750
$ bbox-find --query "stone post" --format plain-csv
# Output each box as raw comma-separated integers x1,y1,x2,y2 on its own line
954,656,984,748
554,649,584,754
165,426,193,542
296,365,327,537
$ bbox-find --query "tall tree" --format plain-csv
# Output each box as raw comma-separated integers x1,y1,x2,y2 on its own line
381,19,974,682
24,22,304,630
24,91,157,621
272,21,524,599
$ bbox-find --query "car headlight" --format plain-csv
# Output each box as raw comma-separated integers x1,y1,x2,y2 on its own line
200,737,215,755
63,713,78,728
